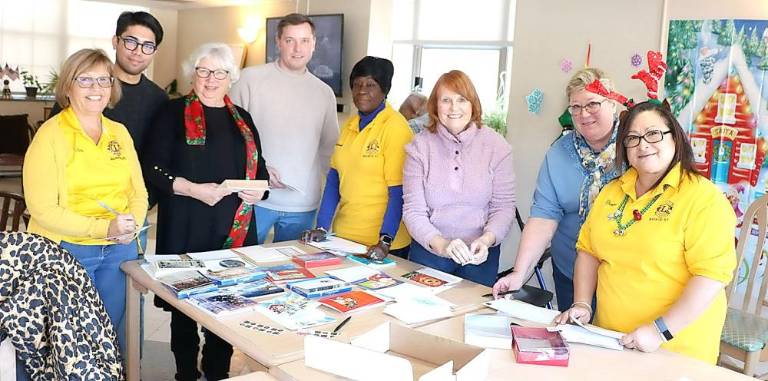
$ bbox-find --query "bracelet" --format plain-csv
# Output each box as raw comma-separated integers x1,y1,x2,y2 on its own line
571,301,593,315
653,317,674,342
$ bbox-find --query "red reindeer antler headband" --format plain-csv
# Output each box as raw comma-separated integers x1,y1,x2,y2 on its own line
585,79,634,108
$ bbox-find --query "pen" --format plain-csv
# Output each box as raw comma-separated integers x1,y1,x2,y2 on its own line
96,200,120,216
332,316,351,333
481,289,520,298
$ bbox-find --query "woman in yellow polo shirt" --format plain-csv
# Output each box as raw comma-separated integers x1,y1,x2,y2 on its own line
556,101,736,363
23,49,147,357
302,56,413,259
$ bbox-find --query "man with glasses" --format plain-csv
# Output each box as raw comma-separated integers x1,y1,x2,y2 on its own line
230,13,339,244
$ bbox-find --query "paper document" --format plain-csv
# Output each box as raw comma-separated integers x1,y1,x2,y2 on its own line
187,249,239,261
325,266,380,283
233,245,291,263
308,236,368,255
218,179,269,192
551,324,624,351
484,299,560,325
464,313,514,349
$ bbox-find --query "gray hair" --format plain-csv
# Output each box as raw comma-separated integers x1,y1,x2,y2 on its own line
182,43,240,84
565,68,615,99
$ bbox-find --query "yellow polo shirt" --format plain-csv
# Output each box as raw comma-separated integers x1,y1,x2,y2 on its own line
577,163,736,364
24,107,148,245
330,103,413,249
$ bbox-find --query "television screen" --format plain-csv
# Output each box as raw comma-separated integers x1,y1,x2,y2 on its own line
266,14,344,97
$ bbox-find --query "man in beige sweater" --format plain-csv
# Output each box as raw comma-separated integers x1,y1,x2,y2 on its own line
230,13,339,243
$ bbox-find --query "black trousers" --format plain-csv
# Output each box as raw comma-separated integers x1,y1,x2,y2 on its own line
170,308,233,381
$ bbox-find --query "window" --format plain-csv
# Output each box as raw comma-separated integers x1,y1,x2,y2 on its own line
389,0,516,114
0,0,145,92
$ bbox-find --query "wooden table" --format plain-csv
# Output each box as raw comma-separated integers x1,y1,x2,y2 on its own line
270,309,755,381
224,371,278,381
121,241,490,381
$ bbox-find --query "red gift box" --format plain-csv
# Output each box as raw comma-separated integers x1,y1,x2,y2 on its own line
511,326,569,367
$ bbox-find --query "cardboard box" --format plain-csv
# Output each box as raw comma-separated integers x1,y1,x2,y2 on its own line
304,322,488,381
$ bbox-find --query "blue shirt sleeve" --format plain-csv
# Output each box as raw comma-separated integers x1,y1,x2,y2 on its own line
380,185,404,238
316,168,340,230
530,142,566,222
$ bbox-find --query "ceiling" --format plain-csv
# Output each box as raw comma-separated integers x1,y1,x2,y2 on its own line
86,0,295,9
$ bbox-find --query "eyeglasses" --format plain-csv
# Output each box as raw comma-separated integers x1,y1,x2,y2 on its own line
623,129,672,148
568,99,609,115
195,67,229,80
75,76,114,88
117,36,157,55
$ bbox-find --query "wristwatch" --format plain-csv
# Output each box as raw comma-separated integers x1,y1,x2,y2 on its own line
379,234,393,247
654,317,673,342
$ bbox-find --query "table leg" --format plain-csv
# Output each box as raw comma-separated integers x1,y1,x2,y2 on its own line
125,277,145,381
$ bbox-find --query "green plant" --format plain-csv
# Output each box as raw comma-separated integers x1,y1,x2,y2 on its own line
42,68,58,94
483,71,509,137
20,70,42,90
164,79,182,99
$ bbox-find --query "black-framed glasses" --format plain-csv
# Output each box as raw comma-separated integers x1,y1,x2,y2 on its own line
568,99,609,115
75,76,114,88
117,36,157,55
623,129,672,148
195,67,229,80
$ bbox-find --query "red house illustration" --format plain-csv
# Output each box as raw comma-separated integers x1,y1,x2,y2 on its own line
677,45,767,186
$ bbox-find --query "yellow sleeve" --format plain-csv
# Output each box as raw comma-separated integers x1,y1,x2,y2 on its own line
382,117,414,186
117,126,148,225
23,121,111,238
683,182,737,284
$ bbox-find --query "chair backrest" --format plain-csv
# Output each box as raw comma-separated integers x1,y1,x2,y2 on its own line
727,193,768,315
0,114,33,155
0,191,27,231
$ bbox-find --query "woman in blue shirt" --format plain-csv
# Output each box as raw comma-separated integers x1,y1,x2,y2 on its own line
493,68,622,311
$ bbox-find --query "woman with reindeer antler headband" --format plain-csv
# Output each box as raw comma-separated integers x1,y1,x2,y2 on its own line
493,67,626,312
555,52,735,363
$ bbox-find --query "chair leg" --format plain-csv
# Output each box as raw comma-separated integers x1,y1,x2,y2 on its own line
534,267,553,310
744,350,760,377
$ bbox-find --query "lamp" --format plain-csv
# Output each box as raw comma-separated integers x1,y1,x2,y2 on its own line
238,17,263,44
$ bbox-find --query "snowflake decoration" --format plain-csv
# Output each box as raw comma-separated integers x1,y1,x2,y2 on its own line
560,59,573,73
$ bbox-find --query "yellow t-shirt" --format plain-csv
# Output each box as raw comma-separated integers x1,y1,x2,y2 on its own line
24,107,148,245
577,163,736,364
330,103,413,249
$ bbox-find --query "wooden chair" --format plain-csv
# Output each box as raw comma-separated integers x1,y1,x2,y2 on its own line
0,191,28,231
719,193,768,377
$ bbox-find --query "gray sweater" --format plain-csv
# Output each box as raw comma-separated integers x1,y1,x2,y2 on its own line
230,62,339,212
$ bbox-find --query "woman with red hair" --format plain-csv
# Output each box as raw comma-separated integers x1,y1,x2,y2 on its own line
402,70,516,286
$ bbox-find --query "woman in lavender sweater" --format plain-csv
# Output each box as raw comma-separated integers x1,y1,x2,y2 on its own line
402,70,516,286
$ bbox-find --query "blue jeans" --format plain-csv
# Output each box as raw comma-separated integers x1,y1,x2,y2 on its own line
552,261,596,319
60,240,138,359
255,206,316,244
408,241,500,287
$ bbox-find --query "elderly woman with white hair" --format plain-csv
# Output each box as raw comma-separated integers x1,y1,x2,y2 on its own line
143,43,269,380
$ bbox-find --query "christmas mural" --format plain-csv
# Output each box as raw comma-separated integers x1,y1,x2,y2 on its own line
666,19,768,292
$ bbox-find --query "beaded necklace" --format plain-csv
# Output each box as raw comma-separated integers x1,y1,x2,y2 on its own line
608,193,662,236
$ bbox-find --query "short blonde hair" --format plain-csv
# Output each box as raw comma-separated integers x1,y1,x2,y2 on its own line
55,49,121,108
565,68,614,99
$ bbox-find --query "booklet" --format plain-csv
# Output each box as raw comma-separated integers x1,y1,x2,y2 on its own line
308,236,368,255
292,252,343,268
149,259,206,277
355,272,402,291
318,290,387,314
401,267,462,291
157,270,218,299
233,245,292,263
286,276,352,298
464,313,515,349
228,279,285,299
267,266,316,283
381,291,454,325
255,293,336,330
188,291,259,316
205,267,267,286
325,266,381,283
347,254,396,268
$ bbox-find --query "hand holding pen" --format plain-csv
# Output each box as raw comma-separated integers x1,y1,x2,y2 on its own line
107,214,137,244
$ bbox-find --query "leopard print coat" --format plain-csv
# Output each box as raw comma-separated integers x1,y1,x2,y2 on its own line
0,231,123,380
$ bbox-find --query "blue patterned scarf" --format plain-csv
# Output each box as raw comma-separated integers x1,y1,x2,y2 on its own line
574,119,620,222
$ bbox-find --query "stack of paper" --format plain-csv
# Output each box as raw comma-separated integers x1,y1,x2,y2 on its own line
552,323,624,351
464,313,515,349
400,267,462,294
325,266,380,283
308,236,368,255
233,245,294,263
484,299,559,325
382,286,454,324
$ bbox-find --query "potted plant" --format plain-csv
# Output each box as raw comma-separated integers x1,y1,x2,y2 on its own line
20,70,42,98
42,68,58,95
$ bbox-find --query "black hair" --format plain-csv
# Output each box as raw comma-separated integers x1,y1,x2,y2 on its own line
116,11,164,46
350,56,394,96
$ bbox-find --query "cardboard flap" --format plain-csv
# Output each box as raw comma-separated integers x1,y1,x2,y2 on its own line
350,322,391,353
455,349,489,381
305,335,413,381
390,324,483,371
418,361,454,381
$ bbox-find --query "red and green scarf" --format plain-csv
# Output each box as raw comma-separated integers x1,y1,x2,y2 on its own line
184,91,259,248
